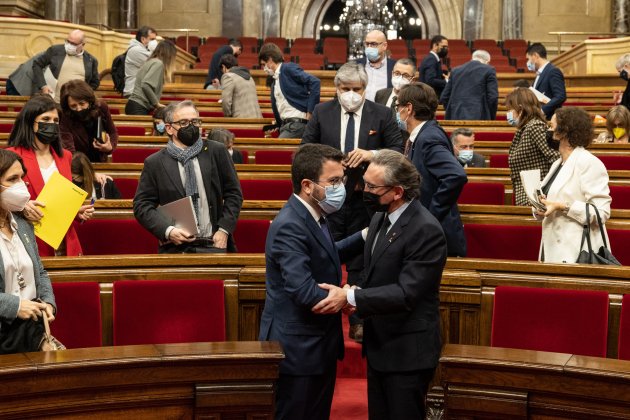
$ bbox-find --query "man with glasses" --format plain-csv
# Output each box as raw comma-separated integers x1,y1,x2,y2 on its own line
419,35,449,97
134,100,243,253
374,58,417,110
354,30,396,101
32,29,99,102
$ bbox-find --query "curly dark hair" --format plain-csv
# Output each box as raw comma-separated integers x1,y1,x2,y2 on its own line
554,107,594,148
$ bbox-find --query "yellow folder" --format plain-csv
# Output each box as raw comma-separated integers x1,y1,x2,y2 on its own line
34,171,88,250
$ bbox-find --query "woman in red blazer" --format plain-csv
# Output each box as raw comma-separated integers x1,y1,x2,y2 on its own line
7,95,94,256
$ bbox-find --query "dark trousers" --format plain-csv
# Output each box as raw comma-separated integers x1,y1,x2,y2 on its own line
125,99,150,115
367,364,435,420
275,365,337,420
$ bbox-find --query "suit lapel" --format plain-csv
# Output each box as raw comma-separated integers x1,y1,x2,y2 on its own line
196,142,214,202
363,212,383,270
331,100,342,149
20,149,45,196
546,148,580,198
160,151,186,197
358,102,373,150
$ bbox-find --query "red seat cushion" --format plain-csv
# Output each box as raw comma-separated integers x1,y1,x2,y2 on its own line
604,229,630,266
255,150,294,165
610,186,630,210
240,150,249,164
112,147,160,163
0,123,12,133
597,155,630,170
233,219,271,253
619,294,630,360
491,285,609,357
76,219,158,255
489,154,509,168
476,132,513,141
113,279,225,345
114,178,139,199
458,182,505,205
50,282,102,348
465,224,541,260
240,179,293,200
117,126,147,136
230,128,268,138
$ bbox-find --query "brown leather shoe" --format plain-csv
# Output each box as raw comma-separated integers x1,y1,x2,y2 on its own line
349,324,363,343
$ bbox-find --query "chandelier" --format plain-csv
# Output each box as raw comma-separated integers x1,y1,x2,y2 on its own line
339,0,408,59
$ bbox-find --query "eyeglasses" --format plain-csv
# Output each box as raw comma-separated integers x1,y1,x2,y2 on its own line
313,175,347,190
363,181,393,191
168,118,203,128
392,71,414,81
364,42,384,48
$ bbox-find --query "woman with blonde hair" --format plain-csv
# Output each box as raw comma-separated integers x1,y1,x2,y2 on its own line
125,40,177,115
594,105,630,143
505,87,560,205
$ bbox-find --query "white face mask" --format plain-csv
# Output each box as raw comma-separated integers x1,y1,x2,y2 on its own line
338,90,364,112
148,39,158,52
263,65,275,76
64,42,79,56
458,149,474,162
392,75,411,91
1,181,30,212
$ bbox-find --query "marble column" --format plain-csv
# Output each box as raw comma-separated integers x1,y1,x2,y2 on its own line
45,0,85,24
120,0,136,30
261,0,280,38
502,0,522,40
223,0,243,39
613,0,628,33
463,0,484,41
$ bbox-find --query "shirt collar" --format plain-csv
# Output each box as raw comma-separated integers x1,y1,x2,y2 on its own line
537,61,549,75
294,193,320,223
342,100,365,118
386,199,412,226
430,51,439,60
408,120,427,143
367,56,387,68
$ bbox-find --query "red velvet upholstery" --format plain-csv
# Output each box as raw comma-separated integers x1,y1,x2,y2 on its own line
610,186,630,210
233,219,271,253
465,224,541,260
489,154,509,168
619,294,630,360
112,147,160,163
458,182,505,205
230,128,266,138
240,179,293,200
0,123,12,133
255,150,294,164
116,126,147,136
604,229,630,266
113,280,225,345
76,219,158,255
50,282,102,349
199,111,224,117
475,132,514,141
239,150,249,164
114,178,139,199
491,286,609,357
597,155,630,170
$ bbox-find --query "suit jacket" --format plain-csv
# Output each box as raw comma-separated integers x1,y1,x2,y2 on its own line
8,53,45,96
355,57,396,88
270,62,321,127
259,195,364,375
7,146,82,257
419,53,446,97
0,213,56,322
374,87,394,107
440,60,498,120
59,101,118,162
621,80,630,110
231,148,244,164
133,140,243,252
220,68,263,118
32,45,99,91
204,45,233,88
538,147,611,263
409,120,467,256
459,152,487,168
356,200,446,372
533,63,566,119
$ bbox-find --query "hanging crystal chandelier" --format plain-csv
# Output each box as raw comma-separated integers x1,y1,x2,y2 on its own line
339,0,408,59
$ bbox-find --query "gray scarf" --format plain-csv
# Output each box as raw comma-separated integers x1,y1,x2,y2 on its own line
165,138,204,218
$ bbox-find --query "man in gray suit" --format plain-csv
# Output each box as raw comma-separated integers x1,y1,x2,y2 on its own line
6,53,45,96
451,128,486,168
440,50,498,120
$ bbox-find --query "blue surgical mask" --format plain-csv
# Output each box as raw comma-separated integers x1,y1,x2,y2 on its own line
526,60,536,72
365,47,380,62
155,122,166,134
459,150,473,162
313,182,346,214
506,111,518,126
396,112,407,131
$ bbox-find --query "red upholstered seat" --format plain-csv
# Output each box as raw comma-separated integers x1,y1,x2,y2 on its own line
610,185,630,210
76,219,158,255
476,132,514,141
619,294,630,360
489,154,509,168
0,123,13,133
240,179,293,200
604,229,630,266
458,182,504,205
233,219,271,253
50,282,102,349
114,178,139,199
465,224,541,260
112,147,160,163
230,128,267,138
597,155,630,170
240,150,249,164
199,110,224,117
491,285,609,357
113,279,225,345
255,150,294,164
116,126,146,136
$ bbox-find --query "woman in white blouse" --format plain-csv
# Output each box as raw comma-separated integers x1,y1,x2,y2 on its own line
536,107,612,263
0,149,56,353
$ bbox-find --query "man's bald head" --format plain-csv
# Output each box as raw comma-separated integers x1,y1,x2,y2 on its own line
364,30,388,63
66,29,86,54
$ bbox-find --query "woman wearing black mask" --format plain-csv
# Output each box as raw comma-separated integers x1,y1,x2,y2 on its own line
59,79,118,163
7,95,94,257
614,53,630,110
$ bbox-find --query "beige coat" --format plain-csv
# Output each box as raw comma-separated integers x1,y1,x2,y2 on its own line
221,69,262,118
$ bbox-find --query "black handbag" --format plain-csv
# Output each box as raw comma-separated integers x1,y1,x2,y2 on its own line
576,203,621,265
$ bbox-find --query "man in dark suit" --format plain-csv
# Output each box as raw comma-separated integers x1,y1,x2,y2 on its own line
451,128,486,168
374,58,417,110
419,34,449,97
302,62,403,340
526,42,566,119
260,144,365,420
133,101,243,253
259,43,321,138
313,150,447,419
397,83,467,256
354,30,396,101
440,50,498,120
203,38,242,89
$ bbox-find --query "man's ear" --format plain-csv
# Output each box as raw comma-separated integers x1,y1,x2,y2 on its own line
301,179,313,195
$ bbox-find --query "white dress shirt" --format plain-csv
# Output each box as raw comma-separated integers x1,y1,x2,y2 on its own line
339,102,365,153
364,57,389,102
1,215,36,309
407,121,427,145
40,161,58,184
273,63,307,121
385,90,398,108
533,61,549,90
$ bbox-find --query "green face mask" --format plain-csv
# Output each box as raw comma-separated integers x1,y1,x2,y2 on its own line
613,127,626,139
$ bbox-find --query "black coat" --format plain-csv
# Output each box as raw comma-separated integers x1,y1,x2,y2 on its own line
419,53,446,97
32,44,99,91
440,60,498,120
533,63,567,119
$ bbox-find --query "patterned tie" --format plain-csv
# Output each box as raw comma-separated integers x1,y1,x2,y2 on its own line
403,139,412,158
345,112,355,154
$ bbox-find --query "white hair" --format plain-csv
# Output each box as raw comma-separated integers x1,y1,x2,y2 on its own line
334,62,368,88
616,53,630,71
472,50,491,64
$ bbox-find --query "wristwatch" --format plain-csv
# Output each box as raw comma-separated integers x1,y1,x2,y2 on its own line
562,202,570,214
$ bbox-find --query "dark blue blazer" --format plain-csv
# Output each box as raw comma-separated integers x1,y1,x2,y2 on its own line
409,120,467,256
355,57,396,88
204,45,233,88
419,53,446,97
533,63,566,119
259,195,364,375
440,60,498,120
270,62,321,127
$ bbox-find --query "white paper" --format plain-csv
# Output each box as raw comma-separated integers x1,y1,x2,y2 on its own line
520,169,546,211
529,86,550,104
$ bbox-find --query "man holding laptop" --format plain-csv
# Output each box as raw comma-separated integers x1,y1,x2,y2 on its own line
133,100,243,253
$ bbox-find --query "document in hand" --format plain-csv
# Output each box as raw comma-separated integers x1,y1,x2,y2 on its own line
520,169,546,212
157,196,199,236
34,172,88,249
529,87,550,104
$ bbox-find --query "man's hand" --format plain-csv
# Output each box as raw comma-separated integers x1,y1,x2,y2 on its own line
23,200,45,222
212,230,228,249
312,283,348,314
40,86,53,96
344,148,373,168
93,132,113,153
614,91,623,105
169,227,195,245
306,112,312,120
212,78,220,88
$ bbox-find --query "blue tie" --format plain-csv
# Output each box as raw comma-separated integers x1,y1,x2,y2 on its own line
319,217,333,246
345,112,355,154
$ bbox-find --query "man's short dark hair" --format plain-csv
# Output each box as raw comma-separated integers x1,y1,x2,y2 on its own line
513,79,530,88
450,127,474,144
292,144,343,194
527,43,547,59
397,83,438,121
219,53,238,70
228,38,242,48
135,26,156,42
431,35,447,48
259,43,284,64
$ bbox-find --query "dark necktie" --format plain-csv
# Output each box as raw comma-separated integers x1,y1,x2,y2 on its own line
372,215,391,255
403,138,412,158
345,112,355,154
319,217,333,246
390,95,397,113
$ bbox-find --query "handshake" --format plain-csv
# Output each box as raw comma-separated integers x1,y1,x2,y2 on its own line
311,283,358,315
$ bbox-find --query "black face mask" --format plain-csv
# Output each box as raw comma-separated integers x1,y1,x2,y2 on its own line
176,125,200,147
621,69,629,81
71,108,91,120
546,130,559,151
437,47,448,58
363,189,392,213
35,122,59,144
